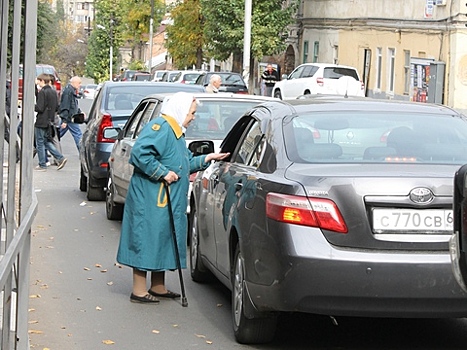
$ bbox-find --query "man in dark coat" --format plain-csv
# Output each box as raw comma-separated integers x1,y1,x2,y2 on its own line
34,74,67,171
59,76,83,151
261,63,280,97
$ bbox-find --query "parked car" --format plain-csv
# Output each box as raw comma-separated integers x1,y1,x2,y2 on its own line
152,70,168,82
172,70,204,84
131,73,151,81
82,84,98,99
119,70,149,81
79,82,205,201
272,63,365,99
105,93,274,220
195,72,248,94
160,70,182,82
18,63,61,101
189,96,467,344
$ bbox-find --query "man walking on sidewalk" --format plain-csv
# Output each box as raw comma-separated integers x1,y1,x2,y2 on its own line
59,76,83,151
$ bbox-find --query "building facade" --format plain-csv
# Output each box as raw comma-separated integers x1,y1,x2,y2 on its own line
284,0,467,109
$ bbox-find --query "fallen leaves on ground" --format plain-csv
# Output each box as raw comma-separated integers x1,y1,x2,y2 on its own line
83,267,90,271
96,306,102,311
102,339,115,345
29,294,41,299
152,329,160,334
28,330,43,334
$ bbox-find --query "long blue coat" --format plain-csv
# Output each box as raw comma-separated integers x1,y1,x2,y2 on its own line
116,116,209,271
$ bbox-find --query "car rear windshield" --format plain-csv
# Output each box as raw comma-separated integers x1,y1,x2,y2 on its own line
216,73,246,86
105,85,203,111
285,111,467,164
323,67,359,80
185,100,261,140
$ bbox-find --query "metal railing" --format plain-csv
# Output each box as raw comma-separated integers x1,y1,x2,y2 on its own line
0,0,39,348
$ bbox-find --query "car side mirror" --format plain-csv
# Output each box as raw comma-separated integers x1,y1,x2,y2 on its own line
102,127,121,140
450,163,467,292
281,74,288,80
188,140,214,156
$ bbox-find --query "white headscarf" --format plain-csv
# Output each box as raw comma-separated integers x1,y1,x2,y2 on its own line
160,92,195,133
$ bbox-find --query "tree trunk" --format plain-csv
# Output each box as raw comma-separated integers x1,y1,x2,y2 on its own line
232,51,243,73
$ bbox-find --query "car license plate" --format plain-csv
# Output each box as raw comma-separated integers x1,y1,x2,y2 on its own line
372,208,453,233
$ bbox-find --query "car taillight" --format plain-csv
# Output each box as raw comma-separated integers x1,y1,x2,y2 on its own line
360,81,365,90
266,193,347,233
316,77,324,86
97,113,115,143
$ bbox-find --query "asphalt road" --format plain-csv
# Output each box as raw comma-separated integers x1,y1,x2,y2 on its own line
27,98,467,350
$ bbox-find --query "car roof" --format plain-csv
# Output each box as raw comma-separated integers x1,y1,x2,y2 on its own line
270,96,459,115
139,92,275,102
296,63,359,70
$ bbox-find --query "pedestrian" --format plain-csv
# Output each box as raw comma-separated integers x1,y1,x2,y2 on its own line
46,74,63,165
261,63,279,97
59,76,83,151
205,74,221,93
116,92,229,303
34,74,67,171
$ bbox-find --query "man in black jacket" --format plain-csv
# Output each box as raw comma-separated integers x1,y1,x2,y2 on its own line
261,63,280,97
59,76,83,151
34,74,67,171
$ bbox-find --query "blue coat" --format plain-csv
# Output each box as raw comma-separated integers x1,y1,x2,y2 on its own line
116,116,209,271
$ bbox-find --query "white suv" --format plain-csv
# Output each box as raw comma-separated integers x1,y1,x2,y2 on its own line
272,63,365,99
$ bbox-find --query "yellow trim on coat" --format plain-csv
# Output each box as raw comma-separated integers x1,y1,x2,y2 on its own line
157,183,168,207
161,114,183,139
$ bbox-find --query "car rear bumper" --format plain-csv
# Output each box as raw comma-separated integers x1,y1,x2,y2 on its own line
243,225,467,318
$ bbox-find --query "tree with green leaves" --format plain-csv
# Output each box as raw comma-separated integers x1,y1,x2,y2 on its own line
165,0,204,69
201,0,298,72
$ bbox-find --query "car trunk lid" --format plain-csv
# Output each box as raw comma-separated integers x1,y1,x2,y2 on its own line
285,163,457,251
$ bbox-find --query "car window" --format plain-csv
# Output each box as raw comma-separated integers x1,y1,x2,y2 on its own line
235,121,262,165
185,100,262,140
323,67,359,80
289,66,305,79
286,111,467,164
183,73,201,83
218,73,245,86
301,65,319,78
124,102,149,139
134,101,158,137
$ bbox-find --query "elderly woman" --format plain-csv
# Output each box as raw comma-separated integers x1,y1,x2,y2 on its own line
117,92,229,303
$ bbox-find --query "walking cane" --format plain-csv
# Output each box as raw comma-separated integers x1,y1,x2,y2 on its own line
164,180,188,307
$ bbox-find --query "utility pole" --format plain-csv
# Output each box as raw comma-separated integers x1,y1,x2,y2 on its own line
148,0,154,72
243,0,252,92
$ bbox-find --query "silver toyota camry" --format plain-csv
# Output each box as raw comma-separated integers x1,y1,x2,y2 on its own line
189,95,467,344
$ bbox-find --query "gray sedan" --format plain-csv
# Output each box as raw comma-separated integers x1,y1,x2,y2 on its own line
189,96,467,344
105,93,274,220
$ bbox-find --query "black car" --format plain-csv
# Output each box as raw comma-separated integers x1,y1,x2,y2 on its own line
194,72,249,94
190,96,467,344
79,81,205,201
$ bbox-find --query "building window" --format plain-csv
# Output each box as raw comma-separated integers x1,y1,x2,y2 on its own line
387,48,395,93
404,50,410,94
333,45,339,64
376,47,382,90
303,41,309,63
313,41,319,63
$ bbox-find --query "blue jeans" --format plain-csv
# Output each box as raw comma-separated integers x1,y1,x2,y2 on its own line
34,127,65,168
60,122,82,151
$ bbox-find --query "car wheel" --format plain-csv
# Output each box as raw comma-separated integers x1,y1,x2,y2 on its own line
189,206,212,282
232,244,277,344
273,90,282,99
86,175,106,201
80,166,87,192
106,179,123,220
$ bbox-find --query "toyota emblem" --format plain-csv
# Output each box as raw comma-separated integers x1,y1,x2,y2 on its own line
409,187,434,204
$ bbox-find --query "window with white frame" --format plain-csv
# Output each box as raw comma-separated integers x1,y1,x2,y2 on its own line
404,50,410,94
376,47,382,90
387,48,395,93
313,41,319,63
